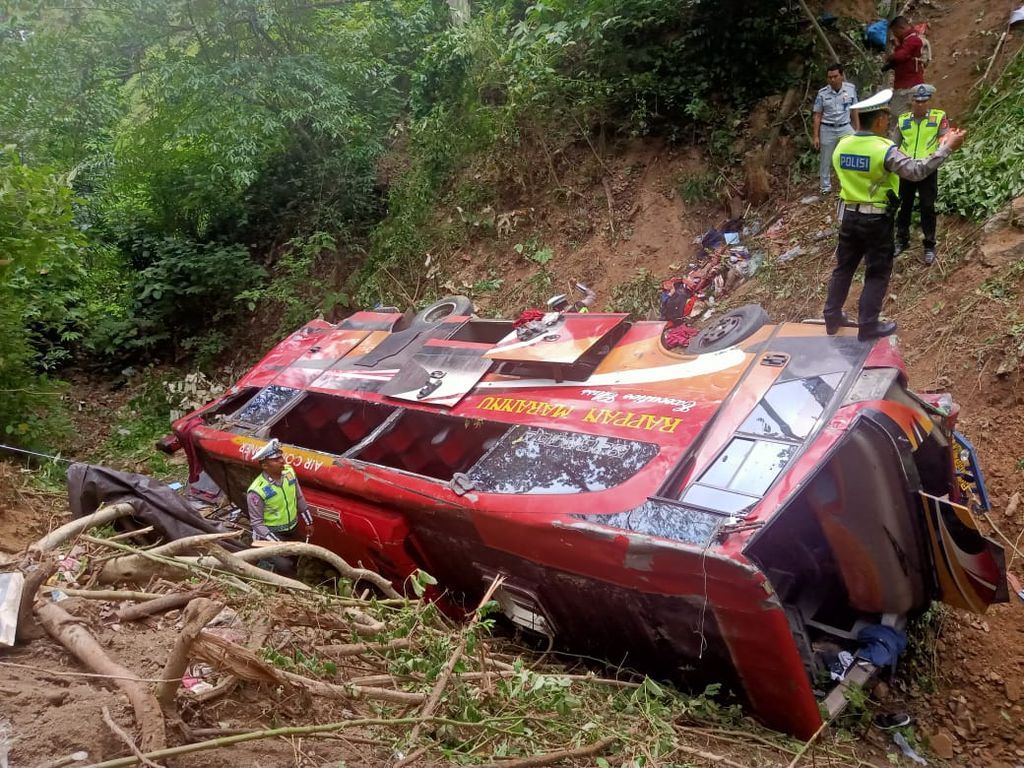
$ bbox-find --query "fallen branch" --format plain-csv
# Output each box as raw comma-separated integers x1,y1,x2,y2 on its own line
399,576,504,760
102,707,165,768
35,600,166,752
191,631,425,705
96,533,239,584
477,736,616,768
230,542,402,599
194,544,311,592
189,616,273,703
15,552,57,643
796,0,839,63
271,599,384,636
43,588,164,603
155,597,225,706
83,536,252,593
785,720,830,768
118,590,207,622
0,660,175,683
672,743,750,768
107,526,155,542
972,27,1009,92
78,715,509,768
32,503,136,552
315,638,413,658
35,751,90,768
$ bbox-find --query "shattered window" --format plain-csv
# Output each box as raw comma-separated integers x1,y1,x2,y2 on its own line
234,385,302,425
739,373,843,440
683,437,796,514
578,498,723,547
468,426,658,495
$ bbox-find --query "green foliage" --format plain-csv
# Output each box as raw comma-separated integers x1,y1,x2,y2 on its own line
677,172,719,204
514,239,555,265
87,230,265,361
0,149,84,443
941,49,1024,218
237,232,341,342
608,269,660,318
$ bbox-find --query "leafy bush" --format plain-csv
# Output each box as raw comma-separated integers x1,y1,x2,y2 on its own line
0,149,84,442
941,50,1024,218
87,230,265,361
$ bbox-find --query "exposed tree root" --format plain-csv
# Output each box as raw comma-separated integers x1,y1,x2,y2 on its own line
229,542,402,599
34,601,166,753
32,503,136,552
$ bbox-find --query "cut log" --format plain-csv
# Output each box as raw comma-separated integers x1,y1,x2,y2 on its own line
118,591,207,623
34,600,166,752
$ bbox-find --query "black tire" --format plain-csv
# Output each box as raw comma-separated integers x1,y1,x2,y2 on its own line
686,304,769,354
410,295,474,328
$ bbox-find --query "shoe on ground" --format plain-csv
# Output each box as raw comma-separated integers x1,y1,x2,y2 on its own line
921,248,936,266
894,240,910,256
858,320,897,342
824,312,858,335
873,712,912,730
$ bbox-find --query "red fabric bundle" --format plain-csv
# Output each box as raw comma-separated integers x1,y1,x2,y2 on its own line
514,309,546,328
664,324,698,349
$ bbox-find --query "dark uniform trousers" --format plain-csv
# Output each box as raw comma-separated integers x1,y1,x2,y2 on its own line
896,171,938,249
824,210,895,328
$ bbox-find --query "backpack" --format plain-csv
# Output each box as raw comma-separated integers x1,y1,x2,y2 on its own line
865,19,888,50
911,23,932,69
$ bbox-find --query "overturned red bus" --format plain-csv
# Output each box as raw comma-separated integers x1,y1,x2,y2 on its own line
165,298,1006,737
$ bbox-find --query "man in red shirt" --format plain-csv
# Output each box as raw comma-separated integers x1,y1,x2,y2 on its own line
883,16,926,130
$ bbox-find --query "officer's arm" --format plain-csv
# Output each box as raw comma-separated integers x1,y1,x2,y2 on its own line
851,109,860,131
883,144,951,183
247,490,275,540
812,110,822,147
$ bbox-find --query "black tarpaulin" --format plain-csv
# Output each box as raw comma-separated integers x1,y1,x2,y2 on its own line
66,462,242,550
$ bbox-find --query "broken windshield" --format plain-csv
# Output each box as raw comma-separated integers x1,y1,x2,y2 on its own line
467,426,658,495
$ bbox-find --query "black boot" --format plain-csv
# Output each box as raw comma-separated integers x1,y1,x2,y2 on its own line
858,320,897,342
824,312,858,335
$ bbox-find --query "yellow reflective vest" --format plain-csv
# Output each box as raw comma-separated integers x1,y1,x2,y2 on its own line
897,110,946,160
248,464,299,531
833,133,900,207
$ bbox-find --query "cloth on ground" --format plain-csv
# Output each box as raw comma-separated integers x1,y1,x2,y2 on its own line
855,624,908,675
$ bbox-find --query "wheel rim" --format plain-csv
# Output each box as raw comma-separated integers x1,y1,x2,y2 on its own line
422,301,457,323
699,315,741,347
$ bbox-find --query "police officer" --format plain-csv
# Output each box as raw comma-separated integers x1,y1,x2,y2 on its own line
812,63,860,194
824,89,965,341
895,84,948,265
247,438,312,542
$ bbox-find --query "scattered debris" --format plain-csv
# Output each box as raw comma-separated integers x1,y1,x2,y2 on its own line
777,245,803,263
894,732,929,765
